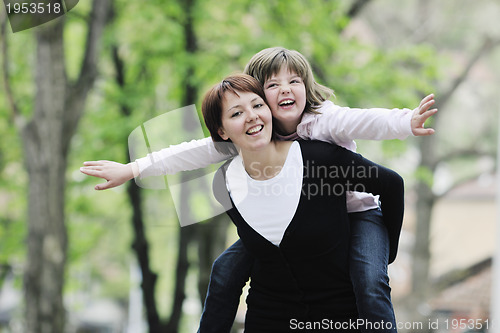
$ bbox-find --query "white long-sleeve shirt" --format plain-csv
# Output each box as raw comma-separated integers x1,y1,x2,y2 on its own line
135,100,414,212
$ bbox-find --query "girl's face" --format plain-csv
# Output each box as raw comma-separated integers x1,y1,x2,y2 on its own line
218,91,273,152
263,66,307,132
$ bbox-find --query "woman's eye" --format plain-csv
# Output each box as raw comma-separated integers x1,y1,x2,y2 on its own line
254,103,263,109
231,111,242,118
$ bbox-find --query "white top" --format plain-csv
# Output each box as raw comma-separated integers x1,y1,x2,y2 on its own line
134,100,413,212
226,142,302,246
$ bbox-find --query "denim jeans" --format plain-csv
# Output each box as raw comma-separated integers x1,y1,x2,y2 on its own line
198,208,397,333
198,240,252,333
349,208,397,333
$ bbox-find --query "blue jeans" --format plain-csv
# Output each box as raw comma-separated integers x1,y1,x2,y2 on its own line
198,208,396,333
198,240,252,333
349,208,397,333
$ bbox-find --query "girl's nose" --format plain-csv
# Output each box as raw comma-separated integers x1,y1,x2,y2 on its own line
280,85,291,94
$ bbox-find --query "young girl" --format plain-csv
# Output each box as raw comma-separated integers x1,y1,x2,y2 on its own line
81,47,436,332
203,73,404,332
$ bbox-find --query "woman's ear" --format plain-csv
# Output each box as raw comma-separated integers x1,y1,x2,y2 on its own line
218,128,229,140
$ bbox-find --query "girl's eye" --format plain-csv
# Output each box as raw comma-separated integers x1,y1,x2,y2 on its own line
291,79,301,84
266,83,277,89
254,103,263,109
231,111,242,118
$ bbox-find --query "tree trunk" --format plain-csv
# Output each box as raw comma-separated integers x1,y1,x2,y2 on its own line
112,41,164,333
407,134,437,330
405,37,499,330
22,19,68,333
165,223,195,333
165,72,198,333
164,1,200,331
20,1,112,331
127,179,163,332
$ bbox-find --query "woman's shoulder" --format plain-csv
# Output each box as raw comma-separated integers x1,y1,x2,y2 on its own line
297,140,354,164
297,139,341,153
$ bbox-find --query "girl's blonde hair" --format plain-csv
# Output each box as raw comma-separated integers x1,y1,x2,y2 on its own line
244,47,334,114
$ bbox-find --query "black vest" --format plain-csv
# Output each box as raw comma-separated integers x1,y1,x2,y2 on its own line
213,140,404,332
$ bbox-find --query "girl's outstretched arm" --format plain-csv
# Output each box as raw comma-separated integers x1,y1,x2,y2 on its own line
81,137,234,190
300,93,437,144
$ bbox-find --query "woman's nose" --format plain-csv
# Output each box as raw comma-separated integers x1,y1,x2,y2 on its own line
247,109,259,121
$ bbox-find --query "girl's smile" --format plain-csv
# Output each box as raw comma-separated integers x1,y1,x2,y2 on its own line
264,67,307,134
278,98,296,109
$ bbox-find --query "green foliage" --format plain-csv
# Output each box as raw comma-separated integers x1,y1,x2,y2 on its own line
0,216,26,263
414,165,435,187
0,31,35,119
64,3,92,81
0,27,31,277
381,139,408,158
0,0,444,330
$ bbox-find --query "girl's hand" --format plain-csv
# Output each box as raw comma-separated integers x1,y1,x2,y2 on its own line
80,160,138,190
412,94,438,136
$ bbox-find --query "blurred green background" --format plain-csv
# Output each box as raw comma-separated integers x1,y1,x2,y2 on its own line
0,0,499,332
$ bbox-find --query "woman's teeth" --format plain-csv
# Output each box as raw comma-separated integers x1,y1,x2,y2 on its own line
247,125,263,134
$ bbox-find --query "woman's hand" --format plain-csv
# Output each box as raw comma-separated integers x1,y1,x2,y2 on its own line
80,160,138,190
411,93,438,136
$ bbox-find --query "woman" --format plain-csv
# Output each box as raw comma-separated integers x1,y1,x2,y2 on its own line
202,74,404,332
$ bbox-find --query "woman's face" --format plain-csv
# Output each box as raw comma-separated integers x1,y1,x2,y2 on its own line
263,66,307,129
218,91,273,152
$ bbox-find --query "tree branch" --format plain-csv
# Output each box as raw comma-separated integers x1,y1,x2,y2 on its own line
65,10,89,22
74,0,113,94
309,0,374,84
437,37,500,110
0,262,12,291
63,0,113,150
347,0,373,19
111,45,132,117
436,169,495,199
436,147,495,168
0,9,24,129
310,62,328,87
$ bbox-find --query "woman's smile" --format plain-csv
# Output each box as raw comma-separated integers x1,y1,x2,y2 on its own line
246,124,264,135
218,91,273,151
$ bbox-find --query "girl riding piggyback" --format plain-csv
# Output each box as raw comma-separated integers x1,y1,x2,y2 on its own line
81,47,437,333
